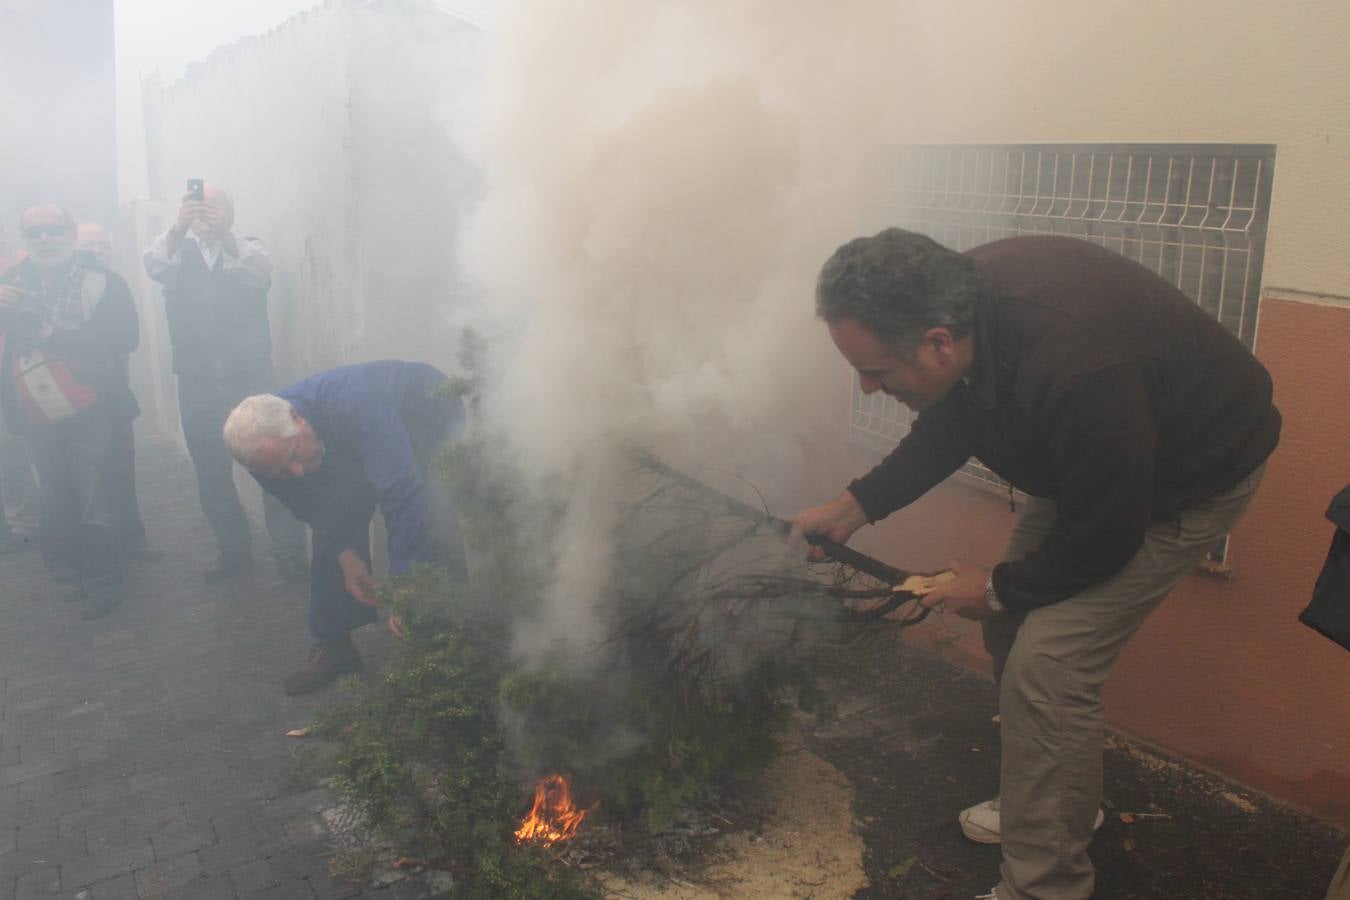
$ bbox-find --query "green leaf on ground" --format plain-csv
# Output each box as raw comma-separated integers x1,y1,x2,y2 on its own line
887,856,918,879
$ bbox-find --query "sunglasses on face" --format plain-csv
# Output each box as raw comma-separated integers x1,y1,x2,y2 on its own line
24,224,69,240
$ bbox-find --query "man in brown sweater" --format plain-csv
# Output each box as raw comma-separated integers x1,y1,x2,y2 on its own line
793,229,1280,900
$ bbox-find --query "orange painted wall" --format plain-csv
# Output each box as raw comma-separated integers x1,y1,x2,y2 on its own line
802,294,1350,826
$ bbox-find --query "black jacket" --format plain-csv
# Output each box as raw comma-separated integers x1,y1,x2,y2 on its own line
848,236,1281,613
0,255,139,433
1300,486,1350,651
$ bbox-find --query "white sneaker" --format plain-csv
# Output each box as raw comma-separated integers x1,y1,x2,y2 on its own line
958,797,1105,844
975,888,1000,900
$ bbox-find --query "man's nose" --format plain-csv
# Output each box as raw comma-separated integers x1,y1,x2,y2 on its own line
859,375,882,394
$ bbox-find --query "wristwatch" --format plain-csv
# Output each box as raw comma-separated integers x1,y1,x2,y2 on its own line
984,573,1004,613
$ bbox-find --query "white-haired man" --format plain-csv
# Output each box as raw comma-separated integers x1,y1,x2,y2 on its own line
144,184,306,583
223,359,467,694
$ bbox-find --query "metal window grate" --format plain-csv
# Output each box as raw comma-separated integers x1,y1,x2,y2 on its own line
850,142,1277,527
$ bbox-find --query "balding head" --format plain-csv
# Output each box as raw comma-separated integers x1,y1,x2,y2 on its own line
202,184,234,230
77,223,114,267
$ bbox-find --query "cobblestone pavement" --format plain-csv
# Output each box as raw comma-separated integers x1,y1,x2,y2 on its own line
0,437,405,899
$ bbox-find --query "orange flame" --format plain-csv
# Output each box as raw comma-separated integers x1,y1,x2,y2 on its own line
514,774,591,845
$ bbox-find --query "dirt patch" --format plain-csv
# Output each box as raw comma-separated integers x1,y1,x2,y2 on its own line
601,749,868,899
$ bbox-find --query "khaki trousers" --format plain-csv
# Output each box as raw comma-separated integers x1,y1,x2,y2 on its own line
983,464,1266,900
1328,846,1350,900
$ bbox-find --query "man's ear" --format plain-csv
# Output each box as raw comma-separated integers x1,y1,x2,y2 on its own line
923,326,957,358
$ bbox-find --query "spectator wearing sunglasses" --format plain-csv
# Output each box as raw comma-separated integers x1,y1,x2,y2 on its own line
0,202,140,620
143,184,307,585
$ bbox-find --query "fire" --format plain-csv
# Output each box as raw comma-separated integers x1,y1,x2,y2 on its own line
514,774,591,845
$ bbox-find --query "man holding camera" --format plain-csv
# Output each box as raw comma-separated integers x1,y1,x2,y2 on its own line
0,202,140,619
143,183,306,584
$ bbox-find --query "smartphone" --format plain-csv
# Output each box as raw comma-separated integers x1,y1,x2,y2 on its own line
186,179,204,202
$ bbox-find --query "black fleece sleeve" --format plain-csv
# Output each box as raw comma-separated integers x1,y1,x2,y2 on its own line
44,272,139,361
992,364,1156,612
846,401,972,523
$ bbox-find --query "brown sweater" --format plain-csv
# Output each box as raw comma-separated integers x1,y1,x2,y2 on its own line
847,236,1281,613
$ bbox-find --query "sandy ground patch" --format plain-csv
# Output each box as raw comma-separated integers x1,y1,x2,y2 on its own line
601,748,868,899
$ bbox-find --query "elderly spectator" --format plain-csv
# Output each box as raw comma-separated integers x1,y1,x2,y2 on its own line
0,202,139,619
143,184,306,583
77,222,155,561
223,360,468,694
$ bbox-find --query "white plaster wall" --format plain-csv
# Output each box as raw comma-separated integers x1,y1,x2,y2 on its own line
144,3,361,382
140,1,482,383
869,0,1350,296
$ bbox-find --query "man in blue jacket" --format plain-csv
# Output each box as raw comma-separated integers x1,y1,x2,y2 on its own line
223,360,468,694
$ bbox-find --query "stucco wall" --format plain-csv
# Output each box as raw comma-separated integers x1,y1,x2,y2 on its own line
870,0,1350,298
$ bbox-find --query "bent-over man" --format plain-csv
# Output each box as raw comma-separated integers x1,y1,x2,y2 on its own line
223,359,468,694
792,230,1280,900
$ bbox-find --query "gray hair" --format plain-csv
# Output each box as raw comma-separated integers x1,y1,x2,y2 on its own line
815,228,984,357
223,394,299,465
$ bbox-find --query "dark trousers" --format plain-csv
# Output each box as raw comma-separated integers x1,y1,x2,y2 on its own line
27,416,124,588
110,419,147,551
308,473,467,642
177,373,306,561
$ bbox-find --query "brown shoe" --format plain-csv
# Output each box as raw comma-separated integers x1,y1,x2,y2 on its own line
284,634,362,695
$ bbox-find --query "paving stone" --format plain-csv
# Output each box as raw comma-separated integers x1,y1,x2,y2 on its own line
2,845,72,879
64,872,136,900
208,807,256,843
249,877,315,899
60,841,154,891
16,819,59,848
196,829,290,877
132,851,203,896
225,857,281,894
13,865,62,899
159,874,237,900
150,824,215,861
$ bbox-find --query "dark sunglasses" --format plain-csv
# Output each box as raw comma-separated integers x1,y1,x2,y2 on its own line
23,224,69,240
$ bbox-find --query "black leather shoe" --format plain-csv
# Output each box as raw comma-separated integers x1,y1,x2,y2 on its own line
284,634,362,695
204,552,253,583
276,555,309,584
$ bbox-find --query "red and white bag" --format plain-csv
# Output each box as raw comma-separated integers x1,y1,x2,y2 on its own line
0,270,103,427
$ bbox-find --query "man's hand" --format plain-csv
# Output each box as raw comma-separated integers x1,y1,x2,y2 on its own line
175,195,207,236
386,614,406,640
919,559,996,620
789,490,870,561
198,196,231,235
337,549,378,608
0,284,26,310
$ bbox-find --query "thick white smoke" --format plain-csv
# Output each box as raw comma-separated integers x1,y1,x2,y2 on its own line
456,1,914,656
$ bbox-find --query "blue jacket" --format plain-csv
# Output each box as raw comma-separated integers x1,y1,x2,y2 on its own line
257,360,463,574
